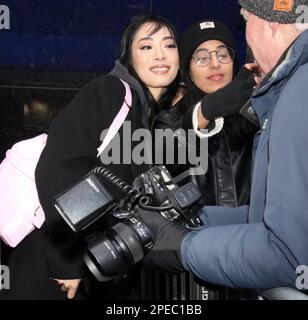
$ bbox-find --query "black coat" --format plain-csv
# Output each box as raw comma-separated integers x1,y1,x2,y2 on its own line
140,94,257,301
36,75,151,277
153,94,255,208
2,72,152,299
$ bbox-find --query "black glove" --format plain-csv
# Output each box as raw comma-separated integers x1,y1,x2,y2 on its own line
137,207,190,274
201,66,256,121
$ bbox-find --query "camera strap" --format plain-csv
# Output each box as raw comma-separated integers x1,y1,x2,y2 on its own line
97,79,132,157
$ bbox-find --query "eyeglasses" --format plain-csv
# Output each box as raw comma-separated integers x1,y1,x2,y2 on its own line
192,46,235,67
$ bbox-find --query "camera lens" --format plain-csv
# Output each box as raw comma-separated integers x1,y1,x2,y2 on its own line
124,215,153,253
84,231,129,282
84,216,153,281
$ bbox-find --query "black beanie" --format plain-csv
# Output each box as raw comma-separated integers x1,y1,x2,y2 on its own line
180,20,240,87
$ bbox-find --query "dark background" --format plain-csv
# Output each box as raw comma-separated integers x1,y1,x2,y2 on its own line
0,0,247,72
0,0,248,161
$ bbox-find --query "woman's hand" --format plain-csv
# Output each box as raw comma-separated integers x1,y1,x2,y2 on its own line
54,278,82,299
200,66,257,121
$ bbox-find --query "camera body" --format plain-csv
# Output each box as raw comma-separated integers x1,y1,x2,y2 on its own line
54,165,202,281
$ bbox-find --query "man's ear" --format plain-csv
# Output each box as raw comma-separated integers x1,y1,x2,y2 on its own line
269,22,280,37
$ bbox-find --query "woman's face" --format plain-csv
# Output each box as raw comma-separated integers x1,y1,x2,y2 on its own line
189,39,233,94
130,22,179,101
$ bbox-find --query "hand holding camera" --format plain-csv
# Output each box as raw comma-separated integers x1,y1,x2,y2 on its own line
137,207,189,274
53,165,203,281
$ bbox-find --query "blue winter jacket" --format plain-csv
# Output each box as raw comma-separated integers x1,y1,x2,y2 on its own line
181,30,308,289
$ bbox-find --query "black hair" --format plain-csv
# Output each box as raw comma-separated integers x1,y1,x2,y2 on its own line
119,14,180,115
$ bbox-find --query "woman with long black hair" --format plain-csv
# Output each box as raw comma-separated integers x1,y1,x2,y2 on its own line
1,14,180,300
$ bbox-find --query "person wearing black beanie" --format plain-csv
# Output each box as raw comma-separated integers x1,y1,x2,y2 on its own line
180,20,240,82
178,20,256,125
151,20,258,299
154,19,257,202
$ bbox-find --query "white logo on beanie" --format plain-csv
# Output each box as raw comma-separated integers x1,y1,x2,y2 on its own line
199,21,215,29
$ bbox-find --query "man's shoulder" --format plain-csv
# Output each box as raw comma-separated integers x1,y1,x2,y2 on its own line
270,64,308,137
278,63,308,106
292,63,308,83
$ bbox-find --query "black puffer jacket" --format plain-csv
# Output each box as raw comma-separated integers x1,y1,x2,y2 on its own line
1,62,153,300
35,65,152,280
153,93,256,207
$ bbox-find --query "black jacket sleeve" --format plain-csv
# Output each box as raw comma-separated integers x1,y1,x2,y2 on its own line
35,76,126,278
153,108,189,178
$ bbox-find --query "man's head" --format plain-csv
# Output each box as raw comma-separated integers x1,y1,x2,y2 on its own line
240,0,308,74
240,0,308,24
